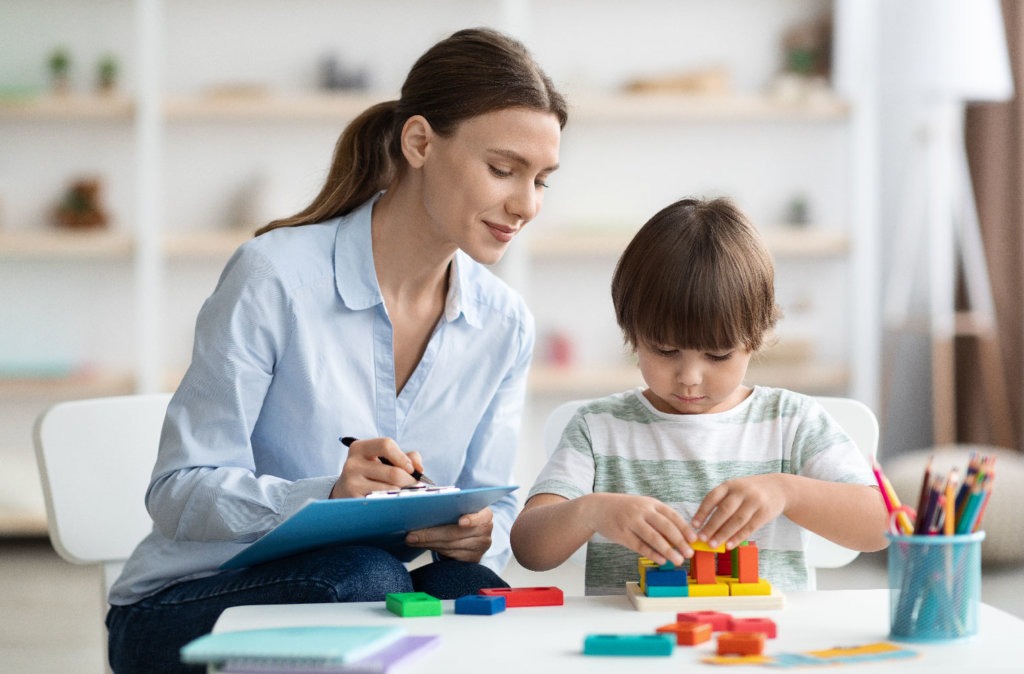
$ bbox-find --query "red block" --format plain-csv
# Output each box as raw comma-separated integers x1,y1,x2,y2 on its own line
479,586,563,607
736,542,759,584
676,610,732,632
717,632,766,656
716,550,733,575
727,617,777,639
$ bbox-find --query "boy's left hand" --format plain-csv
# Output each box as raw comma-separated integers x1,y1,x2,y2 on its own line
690,474,787,550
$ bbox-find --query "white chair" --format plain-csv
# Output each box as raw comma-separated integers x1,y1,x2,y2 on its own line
33,392,172,674
541,395,879,589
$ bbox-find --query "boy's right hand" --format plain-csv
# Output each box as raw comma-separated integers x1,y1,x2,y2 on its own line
581,492,696,567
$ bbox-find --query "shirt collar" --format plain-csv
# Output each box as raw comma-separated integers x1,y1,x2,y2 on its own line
333,194,482,329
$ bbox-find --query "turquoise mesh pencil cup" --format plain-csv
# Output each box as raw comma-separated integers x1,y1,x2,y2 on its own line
886,531,985,642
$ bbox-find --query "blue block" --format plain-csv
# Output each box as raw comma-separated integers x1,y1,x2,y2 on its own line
645,569,689,586
583,634,674,656
454,594,506,615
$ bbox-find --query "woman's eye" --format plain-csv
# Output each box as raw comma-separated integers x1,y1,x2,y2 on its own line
489,165,512,178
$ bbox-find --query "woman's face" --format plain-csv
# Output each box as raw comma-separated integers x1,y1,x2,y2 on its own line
419,107,561,265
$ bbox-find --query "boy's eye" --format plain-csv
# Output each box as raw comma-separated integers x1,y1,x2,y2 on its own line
535,178,550,189
655,346,677,356
707,352,733,362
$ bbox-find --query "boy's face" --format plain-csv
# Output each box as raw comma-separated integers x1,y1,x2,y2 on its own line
636,341,752,415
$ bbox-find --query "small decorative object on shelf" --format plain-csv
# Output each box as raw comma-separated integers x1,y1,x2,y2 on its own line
786,194,810,227
622,65,731,95
54,177,108,229
541,329,575,367
48,47,72,95
319,53,368,90
96,54,119,94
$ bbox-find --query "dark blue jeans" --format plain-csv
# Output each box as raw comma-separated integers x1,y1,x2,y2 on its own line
105,545,508,673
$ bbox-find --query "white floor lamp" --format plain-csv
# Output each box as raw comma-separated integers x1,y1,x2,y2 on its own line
882,0,1014,446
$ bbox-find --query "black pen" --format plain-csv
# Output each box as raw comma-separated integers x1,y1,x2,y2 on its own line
339,436,436,485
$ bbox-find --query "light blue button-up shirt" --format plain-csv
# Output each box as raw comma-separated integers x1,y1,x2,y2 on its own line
109,195,533,605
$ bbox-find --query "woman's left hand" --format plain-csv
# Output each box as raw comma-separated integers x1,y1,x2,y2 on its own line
404,507,494,563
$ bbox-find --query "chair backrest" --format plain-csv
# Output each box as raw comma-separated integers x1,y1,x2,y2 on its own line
541,395,879,587
33,393,171,588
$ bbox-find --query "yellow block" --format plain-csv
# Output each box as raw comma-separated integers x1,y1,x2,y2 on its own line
691,540,727,553
687,581,730,597
729,578,772,596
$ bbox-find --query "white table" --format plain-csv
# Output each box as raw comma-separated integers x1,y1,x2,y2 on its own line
212,589,1024,672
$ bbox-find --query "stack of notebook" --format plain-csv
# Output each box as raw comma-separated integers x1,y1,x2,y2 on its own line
180,625,439,673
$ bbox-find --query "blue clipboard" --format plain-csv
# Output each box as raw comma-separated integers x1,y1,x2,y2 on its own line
221,485,517,570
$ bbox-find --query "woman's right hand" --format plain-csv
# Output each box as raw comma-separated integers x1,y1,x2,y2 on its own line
582,492,696,567
330,437,425,498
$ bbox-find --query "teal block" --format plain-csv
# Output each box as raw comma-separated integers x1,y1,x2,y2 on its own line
646,585,689,597
583,634,674,656
385,591,442,617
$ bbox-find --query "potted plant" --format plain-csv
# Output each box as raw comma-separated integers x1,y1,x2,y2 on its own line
48,47,71,94
97,54,119,94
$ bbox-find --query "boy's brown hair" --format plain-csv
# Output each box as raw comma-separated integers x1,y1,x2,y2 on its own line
611,197,781,353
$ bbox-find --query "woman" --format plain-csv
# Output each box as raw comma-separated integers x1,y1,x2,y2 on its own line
107,27,566,673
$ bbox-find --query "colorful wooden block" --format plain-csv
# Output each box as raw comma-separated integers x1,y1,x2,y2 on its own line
691,540,727,553
736,542,759,583
657,621,713,646
717,631,766,656
716,550,733,575
687,581,730,597
645,585,689,597
728,616,777,638
385,592,442,617
691,550,716,584
730,579,772,596
677,610,732,631
454,594,505,615
479,586,563,607
583,634,674,656
644,568,688,586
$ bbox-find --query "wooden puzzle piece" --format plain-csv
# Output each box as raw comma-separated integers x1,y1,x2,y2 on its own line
385,592,442,617
479,586,563,607
583,634,674,656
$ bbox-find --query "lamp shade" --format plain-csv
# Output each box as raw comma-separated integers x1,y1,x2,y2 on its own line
883,0,1013,103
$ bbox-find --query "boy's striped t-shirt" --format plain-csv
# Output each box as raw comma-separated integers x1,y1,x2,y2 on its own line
527,386,876,595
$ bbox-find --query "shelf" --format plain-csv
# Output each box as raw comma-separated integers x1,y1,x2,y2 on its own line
164,91,393,121
0,230,133,259
0,90,847,124
164,229,251,258
0,370,134,399
0,94,133,120
571,92,850,123
526,227,848,259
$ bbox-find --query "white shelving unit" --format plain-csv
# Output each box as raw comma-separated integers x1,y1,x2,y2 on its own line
0,0,879,531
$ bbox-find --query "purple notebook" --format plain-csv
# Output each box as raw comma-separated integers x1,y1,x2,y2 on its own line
218,635,440,673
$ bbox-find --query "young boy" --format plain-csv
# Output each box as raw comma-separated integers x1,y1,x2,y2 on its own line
510,197,888,594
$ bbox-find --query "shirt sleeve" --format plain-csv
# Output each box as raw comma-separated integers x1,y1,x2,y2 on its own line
791,398,876,486
146,244,333,543
527,407,597,502
454,310,535,572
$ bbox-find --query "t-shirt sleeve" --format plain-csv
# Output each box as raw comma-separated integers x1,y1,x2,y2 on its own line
527,408,597,502
790,398,876,486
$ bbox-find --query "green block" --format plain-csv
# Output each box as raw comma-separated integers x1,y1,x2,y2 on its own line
385,591,442,617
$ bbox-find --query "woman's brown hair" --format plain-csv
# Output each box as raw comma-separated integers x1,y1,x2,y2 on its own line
256,27,568,236
611,197,781,353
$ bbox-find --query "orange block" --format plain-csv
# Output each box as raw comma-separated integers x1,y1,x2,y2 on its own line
691,550,716,584
656,621,712,646
676,610,732,631
717,632,766,656
728,617,777,638
736,542,759,584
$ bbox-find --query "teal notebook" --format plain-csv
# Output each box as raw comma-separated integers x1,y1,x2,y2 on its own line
180,626,406,666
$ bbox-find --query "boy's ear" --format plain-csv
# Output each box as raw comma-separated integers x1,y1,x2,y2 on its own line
400,115,432,169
